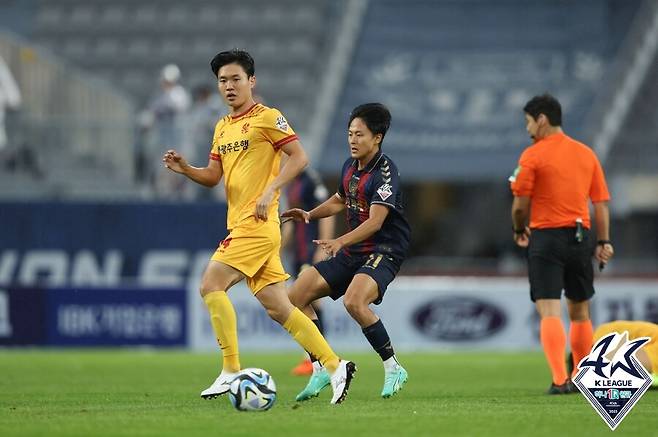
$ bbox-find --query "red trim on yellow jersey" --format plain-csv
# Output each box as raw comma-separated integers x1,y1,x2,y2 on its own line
209,152,221,161
230,103,261,121
272,134,298,151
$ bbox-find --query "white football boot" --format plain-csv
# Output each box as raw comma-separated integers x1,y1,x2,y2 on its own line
200,371,237,399
329,360,357,404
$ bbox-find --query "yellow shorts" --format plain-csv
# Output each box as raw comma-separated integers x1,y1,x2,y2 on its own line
594,321,658,372
211,219,289,293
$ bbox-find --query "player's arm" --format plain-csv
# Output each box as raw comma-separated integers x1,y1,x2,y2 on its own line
255,140,308,220
282,194,345,223
163,149,223,187
509,149,534,247
590,157,614,266
593,200,614,264
310,194,346,219
317,214,335,241
281,219,293,248
315,203,389,257
511,195,531,247
313,208,336,264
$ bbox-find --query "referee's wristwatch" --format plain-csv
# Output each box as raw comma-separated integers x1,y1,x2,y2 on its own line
513,227,526,235
597,240,612,246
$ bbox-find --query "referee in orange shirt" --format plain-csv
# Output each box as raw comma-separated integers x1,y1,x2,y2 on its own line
509,93,615,394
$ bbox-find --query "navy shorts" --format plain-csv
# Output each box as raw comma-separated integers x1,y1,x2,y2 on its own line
527,228,595,302
314,251,402,305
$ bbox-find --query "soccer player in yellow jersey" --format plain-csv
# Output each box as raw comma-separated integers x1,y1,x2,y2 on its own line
593,321,658,387
162,49,356,404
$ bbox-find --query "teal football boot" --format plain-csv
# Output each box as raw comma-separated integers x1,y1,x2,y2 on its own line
381,365,408,398
296,368,331,401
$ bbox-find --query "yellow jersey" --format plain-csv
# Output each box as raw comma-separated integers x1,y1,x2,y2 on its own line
594,321,658,347
209,103,298,230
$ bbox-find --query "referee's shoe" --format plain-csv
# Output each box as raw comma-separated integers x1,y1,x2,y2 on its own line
547,379,578,395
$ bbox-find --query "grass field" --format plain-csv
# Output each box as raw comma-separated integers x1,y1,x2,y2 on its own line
0,350,655,436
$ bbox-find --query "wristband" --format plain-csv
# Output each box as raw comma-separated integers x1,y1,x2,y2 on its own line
597,240,612,246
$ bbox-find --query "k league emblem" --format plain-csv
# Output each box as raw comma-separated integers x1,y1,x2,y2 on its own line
376,184,393,201
573,332,652,430
275,115,289,132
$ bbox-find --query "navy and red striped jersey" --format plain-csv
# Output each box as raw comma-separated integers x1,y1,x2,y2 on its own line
337,151,410,259
285,169,329,270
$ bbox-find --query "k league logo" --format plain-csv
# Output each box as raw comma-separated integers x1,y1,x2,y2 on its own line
573,332,652,430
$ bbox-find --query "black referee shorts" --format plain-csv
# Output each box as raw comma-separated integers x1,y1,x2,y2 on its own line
527,227,595,302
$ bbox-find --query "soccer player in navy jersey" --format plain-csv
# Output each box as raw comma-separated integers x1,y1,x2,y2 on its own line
282,103,411,400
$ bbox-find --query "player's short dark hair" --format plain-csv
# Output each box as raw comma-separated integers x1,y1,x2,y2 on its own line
348,103,392,148
210,49,255,78
523,93,562,126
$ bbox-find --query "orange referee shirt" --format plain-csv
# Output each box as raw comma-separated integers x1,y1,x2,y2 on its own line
509,132,610,229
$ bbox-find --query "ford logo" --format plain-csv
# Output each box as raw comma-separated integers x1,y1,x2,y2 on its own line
412,296,506,341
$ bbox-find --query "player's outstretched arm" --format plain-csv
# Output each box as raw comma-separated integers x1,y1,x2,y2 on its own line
282,194,346,224
314,203,389,257
281,208,311,224
314,214,336,263
311,195,345,221
162,149,223,187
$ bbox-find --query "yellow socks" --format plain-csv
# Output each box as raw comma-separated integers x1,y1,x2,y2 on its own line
203,294,339,374
203,291,240,373
283,308,339,373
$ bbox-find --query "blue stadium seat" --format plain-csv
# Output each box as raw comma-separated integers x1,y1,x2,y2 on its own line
99,5,127,27
23,0,341,134
69,5,95,28
35,5,64,29
320,0,636,181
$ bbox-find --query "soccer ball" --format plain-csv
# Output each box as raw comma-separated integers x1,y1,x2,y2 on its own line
228,368,277,412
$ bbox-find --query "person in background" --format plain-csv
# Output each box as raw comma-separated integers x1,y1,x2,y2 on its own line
139,64,190,197
0,54,22,169
182,84,227,200
568,320,658,388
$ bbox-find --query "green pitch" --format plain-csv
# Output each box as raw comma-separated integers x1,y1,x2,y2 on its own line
0,350,655,436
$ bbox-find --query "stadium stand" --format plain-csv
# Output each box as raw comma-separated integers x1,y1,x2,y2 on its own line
0,33,136,199
0,0,344,199
27,0,340,131
0,0,655,272
321,0,640,181
607,52,658,175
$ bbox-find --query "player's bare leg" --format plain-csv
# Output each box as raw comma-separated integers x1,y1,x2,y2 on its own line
289,267,332,321
344,274,407,398
257,280,356,404
288,267,356,402
200,261,245,399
